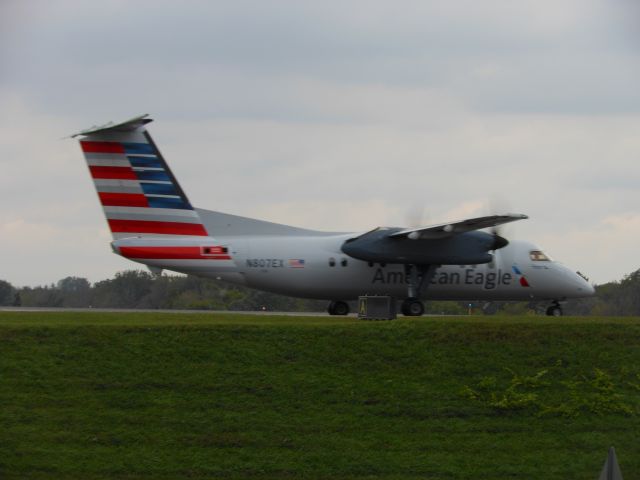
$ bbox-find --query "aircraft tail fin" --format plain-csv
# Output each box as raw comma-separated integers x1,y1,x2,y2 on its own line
72,114,209,239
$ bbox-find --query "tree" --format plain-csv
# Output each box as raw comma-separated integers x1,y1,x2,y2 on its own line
92,270,154,308
19,285,64,307
0,280,15,306
57,277,91,307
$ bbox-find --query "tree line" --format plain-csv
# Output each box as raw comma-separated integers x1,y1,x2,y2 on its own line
0,268,639,315
0,271,326,312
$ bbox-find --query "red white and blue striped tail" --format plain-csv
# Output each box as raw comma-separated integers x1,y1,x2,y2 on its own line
72,114,209,239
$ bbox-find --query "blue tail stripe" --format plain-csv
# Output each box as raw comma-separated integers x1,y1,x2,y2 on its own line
128,156,163,168
122,142,155,155
135,170,171,181
140,182,179,195
146,196,191,210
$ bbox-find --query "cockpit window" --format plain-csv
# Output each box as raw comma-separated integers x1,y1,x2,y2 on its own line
530,250,551,261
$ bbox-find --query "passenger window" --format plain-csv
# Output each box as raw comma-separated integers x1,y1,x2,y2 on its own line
341,258,348,267
530,250,551,261
329,257,336,267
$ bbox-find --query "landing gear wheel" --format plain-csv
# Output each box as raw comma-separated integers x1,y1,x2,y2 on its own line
328,300,350,316
546,305,563,316
401,298,425,317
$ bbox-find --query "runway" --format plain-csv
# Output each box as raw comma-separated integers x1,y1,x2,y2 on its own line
0,306,329,316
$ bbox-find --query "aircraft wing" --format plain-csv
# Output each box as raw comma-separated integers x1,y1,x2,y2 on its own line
389,213,528,240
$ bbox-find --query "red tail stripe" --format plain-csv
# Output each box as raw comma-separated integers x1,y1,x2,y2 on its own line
90,165,138,180
108,219,208,236
120,246,231,260
99,192,149,208
81,141,125,154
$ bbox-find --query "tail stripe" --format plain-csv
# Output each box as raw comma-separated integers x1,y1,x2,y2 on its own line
90,166,137,180
97,185,144,194
129,156,163,168
134,170,171,182
77,118,208,238
94,179,140,187
140,183,178,195
120,246,231,260
122,142,154,155
146,196,190,210
103,211,202,224
86,157,131,168
102,206,199,217
98,192,149,208
108,219,208,236
81,141,125,154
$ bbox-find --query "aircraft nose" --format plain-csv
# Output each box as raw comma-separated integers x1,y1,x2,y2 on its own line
574,270,595,296
561,266,595,298
582,278,596,296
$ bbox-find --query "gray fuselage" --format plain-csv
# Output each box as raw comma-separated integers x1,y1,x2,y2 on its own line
113,223,594,302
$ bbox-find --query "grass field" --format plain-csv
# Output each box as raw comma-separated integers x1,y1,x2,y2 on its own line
1,312,639,479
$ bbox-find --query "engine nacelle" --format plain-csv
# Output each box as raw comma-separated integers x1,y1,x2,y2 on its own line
341,228,501,265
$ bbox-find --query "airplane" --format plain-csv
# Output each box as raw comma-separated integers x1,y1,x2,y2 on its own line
72,114,595,317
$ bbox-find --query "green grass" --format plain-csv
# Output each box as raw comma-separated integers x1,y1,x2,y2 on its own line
1,312,639,479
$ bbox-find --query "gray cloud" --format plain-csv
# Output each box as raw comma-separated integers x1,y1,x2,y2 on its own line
5,0,640,116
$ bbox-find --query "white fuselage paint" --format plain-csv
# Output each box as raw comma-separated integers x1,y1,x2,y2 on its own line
113,234,594,302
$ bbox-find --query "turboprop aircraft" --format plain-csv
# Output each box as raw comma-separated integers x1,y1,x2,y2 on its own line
72,114,594,316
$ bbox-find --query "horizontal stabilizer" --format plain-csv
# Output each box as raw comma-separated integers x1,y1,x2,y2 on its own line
70,114,151,138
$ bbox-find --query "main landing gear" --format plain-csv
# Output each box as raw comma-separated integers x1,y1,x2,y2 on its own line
400,264,438,317
546,301,563,316
328,300,350,316
328,264,438,317
401,298,425,316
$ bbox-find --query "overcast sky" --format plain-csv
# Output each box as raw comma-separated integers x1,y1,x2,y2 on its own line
1,0,639,287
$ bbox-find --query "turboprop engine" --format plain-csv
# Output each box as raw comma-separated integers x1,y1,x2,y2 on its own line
341,227,507,265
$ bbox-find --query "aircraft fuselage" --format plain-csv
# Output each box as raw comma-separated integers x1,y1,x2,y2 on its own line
113,234,593,302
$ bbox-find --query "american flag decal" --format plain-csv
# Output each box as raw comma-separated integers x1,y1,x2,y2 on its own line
288,259,305,268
